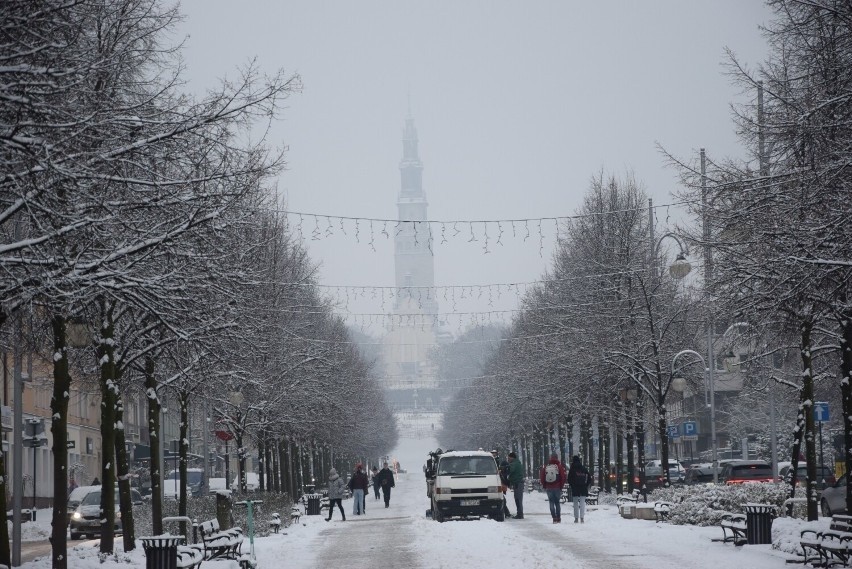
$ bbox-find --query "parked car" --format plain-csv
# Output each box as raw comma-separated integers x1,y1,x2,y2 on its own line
430,450,505,522
779,464,836,488
69,487,144,540
719,460,774,484
643,466,685,491
683,465,719,485
821,473,848,516
645,459,686,471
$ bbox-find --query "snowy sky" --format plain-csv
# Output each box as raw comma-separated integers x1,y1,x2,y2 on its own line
174,1,770,334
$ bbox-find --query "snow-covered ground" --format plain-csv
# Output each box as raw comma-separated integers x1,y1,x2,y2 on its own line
18,437,811,568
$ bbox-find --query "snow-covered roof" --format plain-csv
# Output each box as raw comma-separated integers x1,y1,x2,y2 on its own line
439,450,493,458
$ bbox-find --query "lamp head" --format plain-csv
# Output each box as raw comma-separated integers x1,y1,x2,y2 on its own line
669,252,692,280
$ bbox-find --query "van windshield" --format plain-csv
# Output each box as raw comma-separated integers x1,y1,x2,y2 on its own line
438,456,497,476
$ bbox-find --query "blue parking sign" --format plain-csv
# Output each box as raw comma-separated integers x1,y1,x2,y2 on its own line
683,421,698,436
667,425,680,439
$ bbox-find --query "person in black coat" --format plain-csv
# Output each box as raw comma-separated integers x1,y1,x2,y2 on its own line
374,462,396,508
566,455,591,523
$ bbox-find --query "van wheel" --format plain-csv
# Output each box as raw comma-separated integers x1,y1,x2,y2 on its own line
70,532,82,540
432,501,444,523
494,510,505,522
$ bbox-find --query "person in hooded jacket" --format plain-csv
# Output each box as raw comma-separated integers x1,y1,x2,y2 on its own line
539,453,567,523
347,463,369,515
374,462,396,508
566,455,591,523
325,468,346,521
371,466,381,500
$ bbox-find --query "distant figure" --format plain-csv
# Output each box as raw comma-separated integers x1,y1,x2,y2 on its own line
567,455,591,523
68,478,78,493
347,464,369,515
91,477,101,486
325,468,346,522
371,467,381,500
507,452,525,519
540,453,567,523
374,462,396,508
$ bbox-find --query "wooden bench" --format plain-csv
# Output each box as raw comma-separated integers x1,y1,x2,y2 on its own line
616,489,642,506
654,501,673,523
176,545,204,569
197,519,243,561
269,513,282,533
289,506,301,524
719,513,747,545
796,515,852,567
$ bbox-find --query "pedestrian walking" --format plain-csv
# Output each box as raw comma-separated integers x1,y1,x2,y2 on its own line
567,455,591,523
507,452,525,519
491,450,512,518
371,466,381,500
374,462,396,508
325,468,346,522
347,463,369,515
539,453,567,523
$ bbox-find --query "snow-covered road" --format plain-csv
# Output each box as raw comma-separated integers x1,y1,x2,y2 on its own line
23,436,799,569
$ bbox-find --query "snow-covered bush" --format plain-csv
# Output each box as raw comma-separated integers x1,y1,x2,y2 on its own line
648,483,802,526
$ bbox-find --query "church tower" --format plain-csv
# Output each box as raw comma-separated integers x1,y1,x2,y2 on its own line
394,115,437,315
381,114,444,428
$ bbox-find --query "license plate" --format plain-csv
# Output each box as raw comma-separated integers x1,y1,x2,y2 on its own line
460,499,479,506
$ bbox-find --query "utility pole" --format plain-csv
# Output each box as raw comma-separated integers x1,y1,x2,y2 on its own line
701,148,718,484
12,318,22,567
758,81,779,480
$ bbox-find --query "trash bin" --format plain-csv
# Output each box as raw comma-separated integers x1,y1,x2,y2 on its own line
140,536,183,569
306,493,322,516
744,503,775,545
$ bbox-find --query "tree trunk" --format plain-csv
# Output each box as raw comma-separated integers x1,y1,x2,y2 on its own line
840,306,852,514
265,436,273,492
602,418,611,493
597,422,605,490
626,404,635,493
146,355,163,535
272,437,280,493
615,408,624,494
580,414,590,466
179,391,190,538
636,393,647,498
114,393,135,551
658,394,670,486
237,432,247,493
98,302,117,554
801,319,818,521
50,314,71,569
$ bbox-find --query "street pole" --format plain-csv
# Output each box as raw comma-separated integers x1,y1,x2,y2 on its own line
201,399,209,495
758,82,779,480
12,317,23,567
819,420,825,481
701,148,718,484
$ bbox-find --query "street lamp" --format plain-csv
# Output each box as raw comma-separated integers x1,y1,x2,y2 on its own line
671,349,716,482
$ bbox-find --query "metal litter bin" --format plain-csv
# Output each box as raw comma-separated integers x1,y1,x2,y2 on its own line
140,535,183,569
744,503,775,545
306,493,322,516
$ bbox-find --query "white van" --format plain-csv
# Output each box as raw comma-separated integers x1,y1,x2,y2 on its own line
430,450,505,522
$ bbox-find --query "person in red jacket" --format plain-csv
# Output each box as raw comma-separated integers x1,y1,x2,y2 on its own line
540,453,567,523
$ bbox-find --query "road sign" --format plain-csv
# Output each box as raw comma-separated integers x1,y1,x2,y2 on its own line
814,402,830,423
682,421,699,436
682,436,699,442
667,425,680,439
66,440,76,449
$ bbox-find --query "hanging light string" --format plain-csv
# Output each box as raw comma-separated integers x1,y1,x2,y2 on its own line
274,199,694,256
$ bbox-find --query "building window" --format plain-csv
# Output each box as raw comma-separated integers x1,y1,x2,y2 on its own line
85,437,94,455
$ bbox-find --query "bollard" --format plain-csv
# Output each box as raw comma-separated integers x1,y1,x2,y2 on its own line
216,492,232,530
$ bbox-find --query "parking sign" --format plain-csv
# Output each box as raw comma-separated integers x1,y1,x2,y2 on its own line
667,425,680,439
683,421,698,436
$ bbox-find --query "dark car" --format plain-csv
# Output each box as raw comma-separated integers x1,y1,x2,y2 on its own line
719,460,774,484
643,466,685,491
821,473,848,516
683,466,719,485
779,464,836,488
69,487,144,540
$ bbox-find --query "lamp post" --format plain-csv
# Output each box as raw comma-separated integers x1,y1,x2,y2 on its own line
671,349,716,482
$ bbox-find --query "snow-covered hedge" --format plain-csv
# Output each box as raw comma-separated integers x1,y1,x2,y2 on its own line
648,483,804,526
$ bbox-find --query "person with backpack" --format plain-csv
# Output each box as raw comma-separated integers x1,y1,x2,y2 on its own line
539,453,567,523
374,462,396,508
507,452,525,519
371,466,381,500
567,455,591,523
325,468,346,522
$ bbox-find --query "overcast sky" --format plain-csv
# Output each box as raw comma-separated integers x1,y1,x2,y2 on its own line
175,1,770,336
